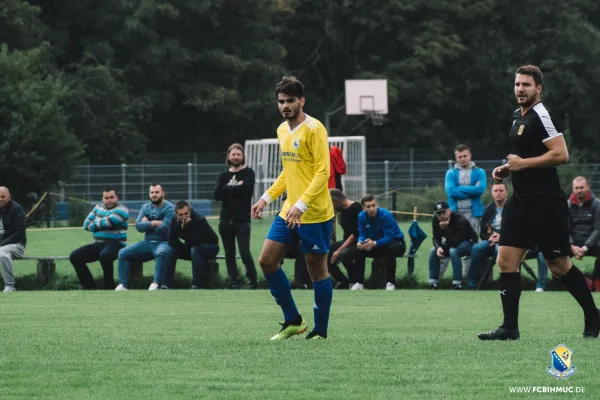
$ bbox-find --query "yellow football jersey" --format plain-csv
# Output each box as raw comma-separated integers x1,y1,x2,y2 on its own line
264,114,335,223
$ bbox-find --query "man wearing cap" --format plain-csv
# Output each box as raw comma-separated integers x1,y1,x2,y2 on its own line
429,200,478,290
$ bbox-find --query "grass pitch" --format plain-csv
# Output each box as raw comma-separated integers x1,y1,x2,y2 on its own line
2,218,599,398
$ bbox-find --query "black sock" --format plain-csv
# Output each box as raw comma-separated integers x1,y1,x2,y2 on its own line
593,258,600,278
500,272,521,330
560,265,598,320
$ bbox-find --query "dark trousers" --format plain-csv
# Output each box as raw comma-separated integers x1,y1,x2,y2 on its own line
219,220,257,285
327,241,361,284
165,244,219,288
70,241,124,289
351,240,406,283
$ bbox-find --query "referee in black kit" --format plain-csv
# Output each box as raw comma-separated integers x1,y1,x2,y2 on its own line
478,65,600,340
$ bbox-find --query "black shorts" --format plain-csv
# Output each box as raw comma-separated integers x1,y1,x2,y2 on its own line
499,193,571,260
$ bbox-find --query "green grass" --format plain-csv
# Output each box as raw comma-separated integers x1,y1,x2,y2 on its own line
3,219,600,398
0,290,599,399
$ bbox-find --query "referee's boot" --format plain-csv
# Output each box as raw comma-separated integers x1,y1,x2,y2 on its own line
583,308,600,338
478,324,520,341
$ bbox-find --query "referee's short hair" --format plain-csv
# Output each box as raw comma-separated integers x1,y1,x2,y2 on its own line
516,65,543,87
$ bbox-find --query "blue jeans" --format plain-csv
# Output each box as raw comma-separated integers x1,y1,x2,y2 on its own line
165,244,220,288
526,250,548,289
117,240,173,286
429,241,473,285
468,240,498,288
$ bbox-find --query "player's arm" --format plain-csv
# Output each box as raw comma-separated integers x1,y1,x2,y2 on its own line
457,169,487,196
295,125,330,212
512,135,569,169
261,169,286,204
95,208,128,229
507,114,568,170
432,219,442,249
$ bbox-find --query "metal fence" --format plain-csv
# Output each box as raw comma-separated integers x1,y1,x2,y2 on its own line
60,159,600,202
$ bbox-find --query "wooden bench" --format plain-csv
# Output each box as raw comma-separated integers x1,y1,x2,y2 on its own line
18,255,234,283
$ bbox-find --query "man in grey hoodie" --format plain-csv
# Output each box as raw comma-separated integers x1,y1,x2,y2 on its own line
568,176,600,291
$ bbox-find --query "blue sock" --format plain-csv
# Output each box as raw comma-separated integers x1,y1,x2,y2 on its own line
265,268,300,322
313,277,333,335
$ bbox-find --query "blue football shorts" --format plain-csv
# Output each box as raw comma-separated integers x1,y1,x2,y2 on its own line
266,215,333,254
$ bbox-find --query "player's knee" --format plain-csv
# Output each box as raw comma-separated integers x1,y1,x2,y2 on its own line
496,253,516,272
258,254,278,272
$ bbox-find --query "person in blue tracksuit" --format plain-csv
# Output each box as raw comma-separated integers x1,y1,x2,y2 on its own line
355,194,406,290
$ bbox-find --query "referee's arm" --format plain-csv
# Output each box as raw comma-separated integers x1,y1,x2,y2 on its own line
508,135,569,170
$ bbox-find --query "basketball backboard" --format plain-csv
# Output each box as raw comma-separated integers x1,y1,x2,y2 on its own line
345,79,388,115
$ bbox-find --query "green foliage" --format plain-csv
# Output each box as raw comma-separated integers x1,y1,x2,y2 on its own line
4,0,600,166
67,197,91,227
0,44,83,202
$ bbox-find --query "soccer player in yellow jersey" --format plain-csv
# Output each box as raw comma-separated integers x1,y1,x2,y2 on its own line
251,76,335,340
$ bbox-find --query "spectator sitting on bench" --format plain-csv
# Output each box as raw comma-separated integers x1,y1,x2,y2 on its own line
328,189,363,290
356,194,406,291
0,187,26,293
70,186,129,290
467,183,507,289
568,176,600,291
164,201,220,289
429,200,477,290
116,183,174,291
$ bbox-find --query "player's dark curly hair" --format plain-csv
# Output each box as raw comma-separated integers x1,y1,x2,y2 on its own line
516,65,543,87
275,76,305,98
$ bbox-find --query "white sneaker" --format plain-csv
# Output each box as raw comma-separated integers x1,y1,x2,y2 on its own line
386,282,396,291
148,283,159,291
350,282,364,291
3,286,16,293
115,284,128,291
535,288,545,292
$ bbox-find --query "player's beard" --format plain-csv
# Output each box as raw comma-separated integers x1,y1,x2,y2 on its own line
228,159,243,167
151,196,164,205
518,93,538,108
282,107,299,120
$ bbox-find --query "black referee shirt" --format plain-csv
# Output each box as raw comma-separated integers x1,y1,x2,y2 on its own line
509,102,564,196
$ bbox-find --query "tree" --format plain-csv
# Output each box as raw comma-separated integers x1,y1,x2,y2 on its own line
0,45,83,203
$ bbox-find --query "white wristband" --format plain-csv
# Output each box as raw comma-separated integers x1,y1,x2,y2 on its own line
260,193,273,204
294,199,308,212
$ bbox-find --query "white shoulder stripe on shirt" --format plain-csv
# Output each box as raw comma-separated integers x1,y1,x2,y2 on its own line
532,103,562,142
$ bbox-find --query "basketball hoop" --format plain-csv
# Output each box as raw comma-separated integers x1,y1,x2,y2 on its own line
366,110,384,126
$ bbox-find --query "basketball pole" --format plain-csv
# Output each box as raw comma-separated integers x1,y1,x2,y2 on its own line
324,104,346,135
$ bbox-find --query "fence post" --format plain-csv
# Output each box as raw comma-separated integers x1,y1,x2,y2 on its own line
45,190,51,228
121,163,127,200
86,162,91,200
447,159,453,170
384,160,389,196
187,162,193,200
392,190,397,221
140,164,144,200
409,148,414,193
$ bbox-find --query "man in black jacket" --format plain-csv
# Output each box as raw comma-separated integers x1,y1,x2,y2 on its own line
568,176,600,291
214,143,258,289
0,187,27,292
165,201,220,289
428,200,478,290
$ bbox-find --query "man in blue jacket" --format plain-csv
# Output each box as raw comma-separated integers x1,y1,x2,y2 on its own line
355,194,406,290
445,144,487,233
116,183,175,291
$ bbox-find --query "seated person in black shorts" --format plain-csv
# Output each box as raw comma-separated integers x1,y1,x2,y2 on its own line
327,189,363,289
568,176,600,291
355,194,406,291
479,65,600,341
